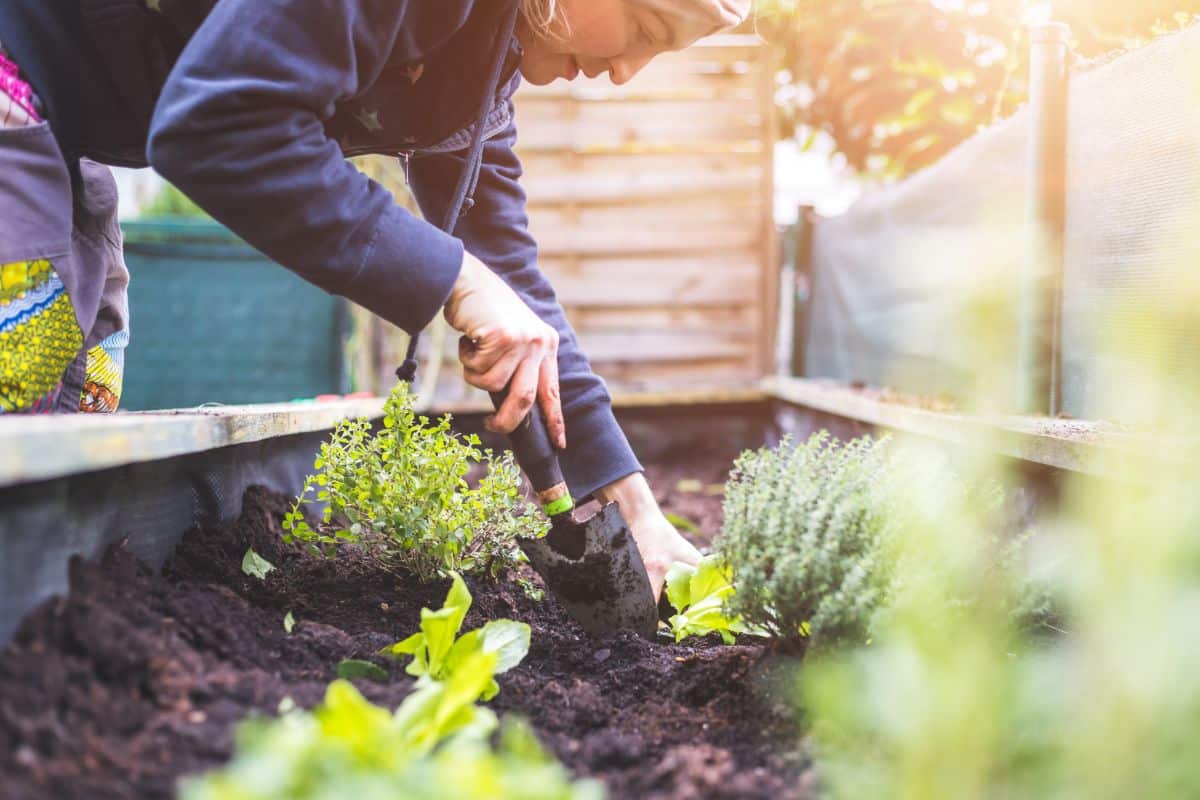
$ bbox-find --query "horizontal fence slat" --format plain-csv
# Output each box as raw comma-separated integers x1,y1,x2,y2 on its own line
522,170,762,206
519,151,763,178
567,305,759,334
532,226,761,256
516,140,764,157
576,330,754,362
545,255,762,306
531,202,765,234
593,360,759,390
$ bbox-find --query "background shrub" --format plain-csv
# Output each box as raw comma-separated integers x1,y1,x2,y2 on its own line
284,384,547,583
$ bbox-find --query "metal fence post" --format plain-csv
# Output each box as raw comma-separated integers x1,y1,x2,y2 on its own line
1017,22,1071,415
790,205,816,377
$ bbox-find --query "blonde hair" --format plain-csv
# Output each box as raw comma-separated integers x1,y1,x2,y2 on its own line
520,0,563,34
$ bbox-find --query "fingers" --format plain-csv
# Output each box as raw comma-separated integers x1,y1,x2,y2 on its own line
458,333,494,375
487,354,541,435
538,351,566,449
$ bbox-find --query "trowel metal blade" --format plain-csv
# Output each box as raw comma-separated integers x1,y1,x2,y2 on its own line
519,502,658,639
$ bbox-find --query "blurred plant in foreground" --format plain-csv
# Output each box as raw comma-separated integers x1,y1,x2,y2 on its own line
799,204,1200,798
181,674,602,800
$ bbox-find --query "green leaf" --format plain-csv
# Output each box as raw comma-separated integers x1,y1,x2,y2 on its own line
665,555,765,644
283,611,295,634
475,619,531,674
665,511,700,533
665,562,697,613
689,556,734,604
392,650,500,756
241,547,275,580
336,659,389,682
442,572,473,633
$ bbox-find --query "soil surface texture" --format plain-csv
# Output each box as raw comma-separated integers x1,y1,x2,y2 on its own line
0,478,810,799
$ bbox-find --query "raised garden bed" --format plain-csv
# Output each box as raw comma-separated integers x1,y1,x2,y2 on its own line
0,417,810,800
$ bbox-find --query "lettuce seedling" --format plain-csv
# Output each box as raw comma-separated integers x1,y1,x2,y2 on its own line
180,675,602,800
664,555,763,644
382,572,530,701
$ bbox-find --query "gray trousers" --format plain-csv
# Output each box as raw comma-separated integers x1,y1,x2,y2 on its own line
0,120,130,413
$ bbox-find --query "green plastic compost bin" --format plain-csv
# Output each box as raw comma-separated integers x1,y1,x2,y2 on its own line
120,219,349,410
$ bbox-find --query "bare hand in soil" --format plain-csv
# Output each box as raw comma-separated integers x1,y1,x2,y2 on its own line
444,252,565,448
596,472,703,599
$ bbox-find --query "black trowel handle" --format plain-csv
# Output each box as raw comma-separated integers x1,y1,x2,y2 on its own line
489,391,574,517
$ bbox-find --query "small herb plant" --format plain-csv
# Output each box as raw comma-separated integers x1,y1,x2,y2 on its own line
382,572,530,701
181,675,603,800
664,555,763,644
283,383,547,583
719,432,900,647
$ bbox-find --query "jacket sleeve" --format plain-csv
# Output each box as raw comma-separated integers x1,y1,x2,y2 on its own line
407,114,643,499
147,0,467,335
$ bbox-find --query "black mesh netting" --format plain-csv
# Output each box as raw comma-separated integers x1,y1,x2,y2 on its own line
802,25,1200,415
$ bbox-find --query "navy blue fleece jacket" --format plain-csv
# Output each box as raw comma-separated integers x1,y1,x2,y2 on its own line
0,0,641,497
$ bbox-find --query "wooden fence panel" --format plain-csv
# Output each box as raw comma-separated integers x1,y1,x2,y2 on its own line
426,34,776,406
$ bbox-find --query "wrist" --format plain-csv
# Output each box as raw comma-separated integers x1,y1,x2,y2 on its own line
451,252,482,298
593,472,659,520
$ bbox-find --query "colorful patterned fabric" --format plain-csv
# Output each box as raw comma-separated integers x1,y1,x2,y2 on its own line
0,47,40,127
0,259,83,413
80,330,127,412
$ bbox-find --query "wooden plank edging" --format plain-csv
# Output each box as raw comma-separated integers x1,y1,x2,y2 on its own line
0,398,385,488
760,375,1182,479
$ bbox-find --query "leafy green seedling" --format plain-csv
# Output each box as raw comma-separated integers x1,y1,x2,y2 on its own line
336,659,389,683
664,555,763,644
382,572,530,701
241,547,275,580
391,649,502,755
283,611,295,634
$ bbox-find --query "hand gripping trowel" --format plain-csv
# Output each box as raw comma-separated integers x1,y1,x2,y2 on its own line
492,392,659,639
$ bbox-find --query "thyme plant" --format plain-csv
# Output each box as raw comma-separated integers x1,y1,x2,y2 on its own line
719,432,899,647
283,383,547,583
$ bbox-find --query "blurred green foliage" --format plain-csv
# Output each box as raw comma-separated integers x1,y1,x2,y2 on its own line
796,189,1200,796
757,0,1200,177
181,678,603,800
138,182,209,218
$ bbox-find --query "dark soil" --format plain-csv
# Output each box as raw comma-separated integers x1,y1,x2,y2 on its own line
0,477,811,799
642,460,731,551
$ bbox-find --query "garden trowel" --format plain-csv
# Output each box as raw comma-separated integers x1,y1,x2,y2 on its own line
491,392,659,639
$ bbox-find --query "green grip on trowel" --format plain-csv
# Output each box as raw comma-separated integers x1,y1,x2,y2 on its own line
542,493,575,517
489,390,570,514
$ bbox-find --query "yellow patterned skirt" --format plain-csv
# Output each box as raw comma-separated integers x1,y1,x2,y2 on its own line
0,259,83,413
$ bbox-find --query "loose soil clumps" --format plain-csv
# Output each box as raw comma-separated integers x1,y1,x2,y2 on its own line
0,482,809,800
